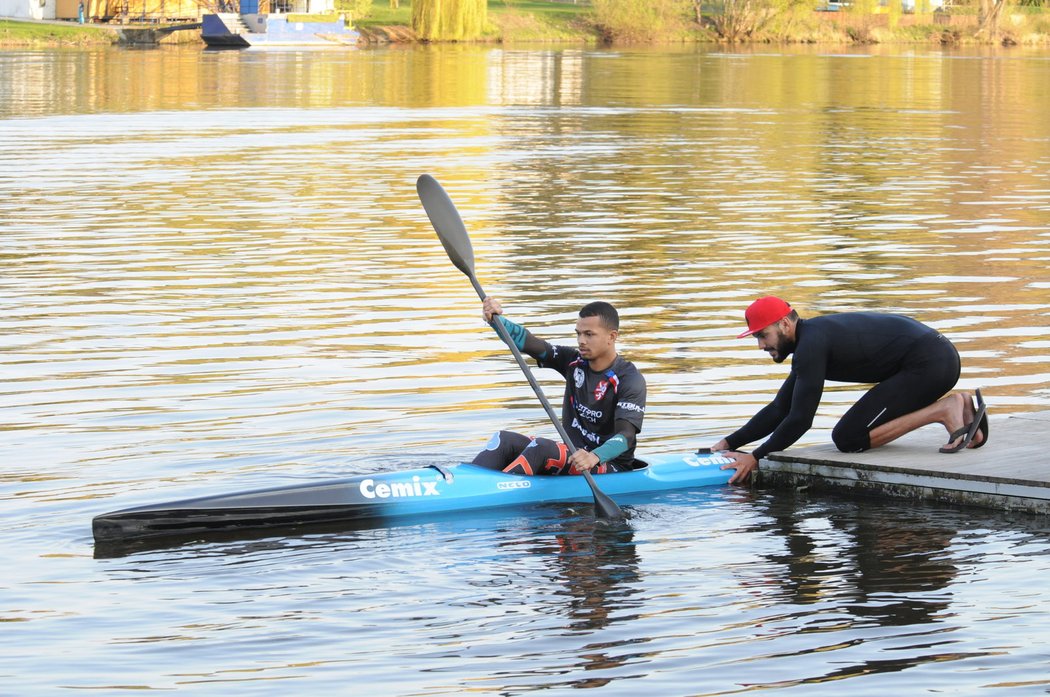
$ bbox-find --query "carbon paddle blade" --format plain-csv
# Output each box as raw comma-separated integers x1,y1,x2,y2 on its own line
584,470,626,522
417,174,475,279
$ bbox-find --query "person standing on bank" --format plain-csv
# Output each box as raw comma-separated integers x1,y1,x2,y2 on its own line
472,297,646,476
712,296,988,485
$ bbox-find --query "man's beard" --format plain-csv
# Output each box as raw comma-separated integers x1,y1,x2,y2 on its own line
771,333,796,363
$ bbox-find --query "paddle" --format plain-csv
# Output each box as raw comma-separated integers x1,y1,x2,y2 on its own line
416,173,625,522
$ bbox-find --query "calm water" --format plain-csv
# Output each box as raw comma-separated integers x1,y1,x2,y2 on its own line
2,44,1050,694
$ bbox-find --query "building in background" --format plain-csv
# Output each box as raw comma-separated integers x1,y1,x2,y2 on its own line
1,0,56,20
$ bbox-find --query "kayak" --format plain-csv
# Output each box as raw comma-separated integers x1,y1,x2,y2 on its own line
91,451,734,544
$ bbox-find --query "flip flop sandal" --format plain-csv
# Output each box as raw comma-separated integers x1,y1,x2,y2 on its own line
939,424,973,453
971,388,989,449
939,399,987,453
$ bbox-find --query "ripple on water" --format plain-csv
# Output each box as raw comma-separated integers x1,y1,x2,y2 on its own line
2,46,1050,696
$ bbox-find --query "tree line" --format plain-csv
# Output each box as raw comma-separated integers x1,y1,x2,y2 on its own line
373,0,1040,44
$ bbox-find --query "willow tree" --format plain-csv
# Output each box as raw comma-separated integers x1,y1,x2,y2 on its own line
698,0,807,42
412,0,487,41
975,0,1008,41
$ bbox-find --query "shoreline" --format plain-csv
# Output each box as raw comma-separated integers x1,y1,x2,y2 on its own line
0,18,120,46
2,11,1049,49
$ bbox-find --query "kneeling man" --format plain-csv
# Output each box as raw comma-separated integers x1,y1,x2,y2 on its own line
713,296,987,484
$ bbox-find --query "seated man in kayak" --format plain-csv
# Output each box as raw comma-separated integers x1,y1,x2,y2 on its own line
472,297,646,476
711,296,987,486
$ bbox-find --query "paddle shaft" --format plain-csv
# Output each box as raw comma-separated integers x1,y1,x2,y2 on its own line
416,174,622,520
464,261,623,519
465,276,577,450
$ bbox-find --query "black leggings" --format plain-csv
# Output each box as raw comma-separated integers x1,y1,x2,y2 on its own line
832,332,961,452
471,431,612,476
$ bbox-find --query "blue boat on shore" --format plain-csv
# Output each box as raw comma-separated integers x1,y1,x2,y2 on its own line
92,452,734,544
201,0,358,48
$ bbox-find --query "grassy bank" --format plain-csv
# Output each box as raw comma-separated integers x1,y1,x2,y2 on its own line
357,0,1050,45
357,0,603,43
0,19,118,46
486,0,599,41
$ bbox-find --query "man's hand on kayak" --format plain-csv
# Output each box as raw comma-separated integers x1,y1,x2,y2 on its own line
709,437,758,486
482,296,503,323
720,451,757,485
568,448,600,473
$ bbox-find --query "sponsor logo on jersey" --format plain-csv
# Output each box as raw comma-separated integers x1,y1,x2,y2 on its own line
619,401,644,413
571,417,602,445
594,380,609,401
360,475,440,499
574,367,585,388
497,480,531,490
576,403,603,421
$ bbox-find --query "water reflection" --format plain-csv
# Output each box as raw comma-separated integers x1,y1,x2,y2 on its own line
545,521,641,634
745,493,1011,685
496,516,643,690
759,495,958,620
89,489,1050,693
3,45,1050,695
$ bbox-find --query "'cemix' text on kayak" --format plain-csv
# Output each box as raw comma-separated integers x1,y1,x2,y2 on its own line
359,476,440,499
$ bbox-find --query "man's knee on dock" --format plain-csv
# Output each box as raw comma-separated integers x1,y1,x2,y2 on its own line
832,423,870,453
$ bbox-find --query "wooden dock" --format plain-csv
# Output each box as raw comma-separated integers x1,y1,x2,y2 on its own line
758,410,1050,515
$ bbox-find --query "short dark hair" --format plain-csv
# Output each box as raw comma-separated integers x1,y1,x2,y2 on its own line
579,301,619,331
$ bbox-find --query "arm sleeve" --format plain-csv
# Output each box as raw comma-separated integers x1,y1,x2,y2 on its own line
494,315,547,360
749,345,826,461
591,419,640,461
725,372,796,451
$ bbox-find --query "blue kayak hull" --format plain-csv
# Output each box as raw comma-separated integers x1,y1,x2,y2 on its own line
92,452,733,544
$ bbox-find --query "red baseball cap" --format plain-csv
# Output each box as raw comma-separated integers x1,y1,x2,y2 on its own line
737,296,792,338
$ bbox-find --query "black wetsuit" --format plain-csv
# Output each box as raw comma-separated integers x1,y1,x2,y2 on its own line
473,342,647,475
725,313,960,457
